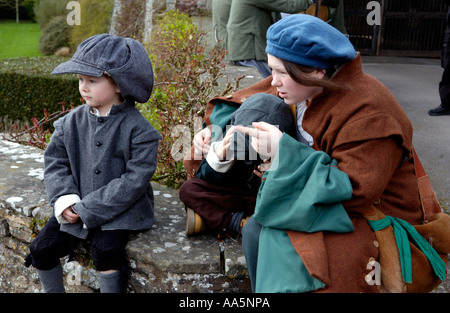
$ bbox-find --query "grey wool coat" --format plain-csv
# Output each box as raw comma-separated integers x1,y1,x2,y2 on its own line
44,101,161,239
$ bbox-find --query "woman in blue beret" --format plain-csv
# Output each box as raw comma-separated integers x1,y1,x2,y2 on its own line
224,14,446,292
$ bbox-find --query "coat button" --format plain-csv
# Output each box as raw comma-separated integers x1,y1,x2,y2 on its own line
95,170,101,175
98,118,104,123
96,142,102,147
373,240,380,248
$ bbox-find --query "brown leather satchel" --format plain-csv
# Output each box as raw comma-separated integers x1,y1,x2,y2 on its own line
301,0,330,22
364,148,449,293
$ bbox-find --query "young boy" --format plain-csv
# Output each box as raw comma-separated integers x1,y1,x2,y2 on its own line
25,34,161,293
180,93,294,236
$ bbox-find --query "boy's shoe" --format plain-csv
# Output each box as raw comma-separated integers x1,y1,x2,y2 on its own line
428,104,450,116
185,207,206,236
240,216,250,229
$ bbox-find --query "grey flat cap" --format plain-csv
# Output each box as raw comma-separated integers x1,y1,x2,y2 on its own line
52,34,154,103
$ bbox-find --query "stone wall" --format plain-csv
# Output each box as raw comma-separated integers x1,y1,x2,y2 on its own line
0,139,250,293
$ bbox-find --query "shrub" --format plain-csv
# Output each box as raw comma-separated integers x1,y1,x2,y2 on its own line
23,0,38,22
4,106,72,150
139,11,238,189
0,57,81,124
38,15,72,55
33,0,70,28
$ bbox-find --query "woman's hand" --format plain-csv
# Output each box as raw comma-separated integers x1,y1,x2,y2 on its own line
234,122,283,159
193,127,212,159
62,206,79,224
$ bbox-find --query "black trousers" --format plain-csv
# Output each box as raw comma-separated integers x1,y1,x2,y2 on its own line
28,216,130,271
440,28,450,109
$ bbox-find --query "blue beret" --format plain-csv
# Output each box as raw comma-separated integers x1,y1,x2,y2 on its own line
266,14,356,69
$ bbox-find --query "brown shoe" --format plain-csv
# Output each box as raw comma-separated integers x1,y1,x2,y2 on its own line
240,216,250,229
185,208,207,236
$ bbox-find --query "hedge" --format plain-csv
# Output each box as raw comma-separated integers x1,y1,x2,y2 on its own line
0,56,81,123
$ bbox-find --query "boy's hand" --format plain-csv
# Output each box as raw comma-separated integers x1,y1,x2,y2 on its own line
193,127,212,159
215,127,235,161
62,206,79,224
254,159,272,178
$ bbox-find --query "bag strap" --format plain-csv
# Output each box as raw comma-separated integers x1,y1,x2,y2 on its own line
412,147,442,222
412,146,426,179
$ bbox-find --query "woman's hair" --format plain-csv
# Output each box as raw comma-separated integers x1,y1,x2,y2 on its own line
281,59,350,93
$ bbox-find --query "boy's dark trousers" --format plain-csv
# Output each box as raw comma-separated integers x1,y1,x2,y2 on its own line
27,216,130,292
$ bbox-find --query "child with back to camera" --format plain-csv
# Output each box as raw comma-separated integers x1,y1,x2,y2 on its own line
180,93,294,236
25,34,161,293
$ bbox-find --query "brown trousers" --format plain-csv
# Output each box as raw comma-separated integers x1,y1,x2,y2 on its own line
179,178,258,231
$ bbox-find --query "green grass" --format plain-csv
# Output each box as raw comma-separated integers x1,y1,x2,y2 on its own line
0,20,42,59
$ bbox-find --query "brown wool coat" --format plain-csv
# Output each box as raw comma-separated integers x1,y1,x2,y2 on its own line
184,54,445,292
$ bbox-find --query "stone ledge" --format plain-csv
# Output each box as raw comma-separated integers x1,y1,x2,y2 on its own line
0,139,250,293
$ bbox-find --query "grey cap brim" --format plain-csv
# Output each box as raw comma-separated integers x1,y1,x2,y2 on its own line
51,59,104,77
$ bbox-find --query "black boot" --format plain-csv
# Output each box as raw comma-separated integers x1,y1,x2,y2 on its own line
428,104,450,116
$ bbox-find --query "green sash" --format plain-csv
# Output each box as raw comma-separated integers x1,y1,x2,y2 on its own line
368,216,447,283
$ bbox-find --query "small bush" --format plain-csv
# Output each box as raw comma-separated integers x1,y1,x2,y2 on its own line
0,57,81,123
38,15,72,56
23,0,38,22
138,11,236,188
33,0,70,28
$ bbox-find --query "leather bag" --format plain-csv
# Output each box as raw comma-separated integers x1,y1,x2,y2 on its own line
363,148,449,293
